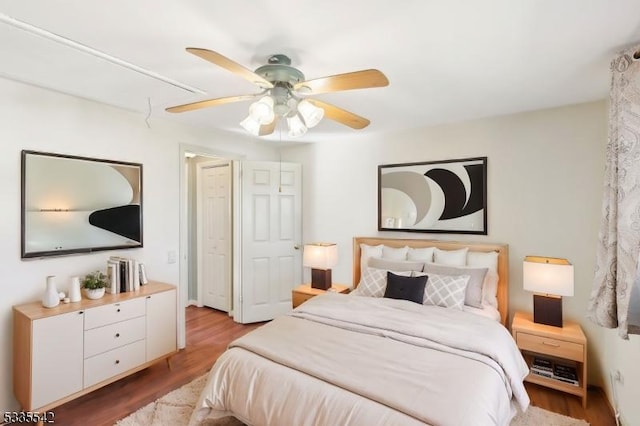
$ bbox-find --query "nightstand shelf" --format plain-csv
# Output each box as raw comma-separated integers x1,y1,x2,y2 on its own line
512,311,587,408
292,284,350,308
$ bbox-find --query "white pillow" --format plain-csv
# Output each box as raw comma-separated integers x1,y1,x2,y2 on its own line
352,267,411,298
421,273,470,310
407,247,435,262
382,245,409,260
433,247,468,266
467,251,499,272
359,244,384,283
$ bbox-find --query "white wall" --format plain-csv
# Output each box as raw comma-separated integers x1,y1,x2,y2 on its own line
283,101,618,394
0,77,277,411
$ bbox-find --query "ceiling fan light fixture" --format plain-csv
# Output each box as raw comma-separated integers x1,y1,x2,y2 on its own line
297,100,324,128
240,115,262,135
287,114,308,137
248,96,275,124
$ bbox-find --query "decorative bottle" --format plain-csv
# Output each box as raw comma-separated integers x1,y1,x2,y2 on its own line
69,276,82,302
42,275,60,308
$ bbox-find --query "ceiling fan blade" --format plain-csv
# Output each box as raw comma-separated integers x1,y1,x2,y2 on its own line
166,94,258,113
259,117,278,136
294,69,388,94
308,99,370,129
186,48,273,89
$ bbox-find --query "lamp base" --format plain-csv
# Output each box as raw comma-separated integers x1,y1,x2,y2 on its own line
533,294,563,327
311,268,332,290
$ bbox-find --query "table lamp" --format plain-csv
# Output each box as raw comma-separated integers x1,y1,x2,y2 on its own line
303,243,338,290
523,256,574,327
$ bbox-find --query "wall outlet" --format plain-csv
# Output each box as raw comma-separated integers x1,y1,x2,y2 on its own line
167,250,177,264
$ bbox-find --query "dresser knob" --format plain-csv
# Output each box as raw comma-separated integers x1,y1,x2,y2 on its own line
115,360,120,365
115,333,120,338
117,308,121,312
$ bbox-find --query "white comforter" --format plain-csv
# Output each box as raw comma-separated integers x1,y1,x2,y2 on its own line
191,293,530,426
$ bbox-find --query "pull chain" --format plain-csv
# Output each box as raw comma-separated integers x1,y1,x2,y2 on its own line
278,123,282,193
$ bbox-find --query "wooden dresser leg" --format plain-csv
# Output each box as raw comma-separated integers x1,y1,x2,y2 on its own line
166,355,173,371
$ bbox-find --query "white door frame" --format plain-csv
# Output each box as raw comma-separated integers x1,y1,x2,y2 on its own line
178,143,244,349
196,159,232,310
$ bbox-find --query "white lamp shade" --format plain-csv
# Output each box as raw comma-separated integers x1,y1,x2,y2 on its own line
523,257,574,297
248,96,275,125
303,243,338,270
287,114,307,137
239,115,261,135
297,100,324,128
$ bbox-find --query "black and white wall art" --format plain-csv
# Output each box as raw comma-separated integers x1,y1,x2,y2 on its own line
378,157,487,234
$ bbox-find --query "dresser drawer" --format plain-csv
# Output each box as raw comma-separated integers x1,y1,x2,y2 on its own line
516,332,584,362
84,298,145,330
84,316,146,358
84,340,146,388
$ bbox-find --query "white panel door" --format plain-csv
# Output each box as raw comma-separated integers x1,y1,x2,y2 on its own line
198,161,231,311
32,310,84,409
239,161,302,323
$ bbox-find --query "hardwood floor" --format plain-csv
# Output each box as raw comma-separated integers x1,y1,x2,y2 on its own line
44,306,614,425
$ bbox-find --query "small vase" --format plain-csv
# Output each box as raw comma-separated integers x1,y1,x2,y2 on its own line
69,276,82,302
42,276,60,308
84,287,105,300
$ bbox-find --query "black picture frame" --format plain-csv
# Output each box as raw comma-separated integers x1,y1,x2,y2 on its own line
378,157,487,235
21,150,143,258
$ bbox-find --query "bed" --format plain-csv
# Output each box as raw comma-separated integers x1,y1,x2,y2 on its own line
190,237,529,426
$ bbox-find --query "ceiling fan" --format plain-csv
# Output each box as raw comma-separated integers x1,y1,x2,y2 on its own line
165,48,389,137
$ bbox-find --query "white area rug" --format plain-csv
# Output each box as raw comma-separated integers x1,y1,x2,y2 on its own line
115,374,589,426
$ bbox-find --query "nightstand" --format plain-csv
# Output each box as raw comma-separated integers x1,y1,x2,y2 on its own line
511,311,587,407
292,284,350,308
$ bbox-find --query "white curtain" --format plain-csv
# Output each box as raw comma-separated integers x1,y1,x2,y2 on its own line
588,46,640,339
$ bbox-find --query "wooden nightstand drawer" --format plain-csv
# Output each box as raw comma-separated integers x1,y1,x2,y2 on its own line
516,332,584,362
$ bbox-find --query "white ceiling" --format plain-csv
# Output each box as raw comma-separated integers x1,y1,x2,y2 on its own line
1,0,639,143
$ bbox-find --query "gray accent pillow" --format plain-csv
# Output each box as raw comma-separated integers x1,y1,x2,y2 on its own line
422,263,488,308
368,257,425,272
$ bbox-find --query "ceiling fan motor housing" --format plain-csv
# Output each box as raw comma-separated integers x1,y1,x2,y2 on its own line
255,54,305,86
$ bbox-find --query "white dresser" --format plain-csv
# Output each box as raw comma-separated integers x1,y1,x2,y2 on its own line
13,281,177,412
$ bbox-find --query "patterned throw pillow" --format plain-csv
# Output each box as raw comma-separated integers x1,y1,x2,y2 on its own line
422,264,487,308
422,273,470,310
353,267,411,297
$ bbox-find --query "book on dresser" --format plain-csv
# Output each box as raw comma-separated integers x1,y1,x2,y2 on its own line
108,256,144,293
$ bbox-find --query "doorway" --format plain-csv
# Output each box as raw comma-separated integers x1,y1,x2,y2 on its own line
178,145,302,347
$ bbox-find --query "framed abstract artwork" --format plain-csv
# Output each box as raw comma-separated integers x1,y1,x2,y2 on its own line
378,157,487,234
21,150,143,258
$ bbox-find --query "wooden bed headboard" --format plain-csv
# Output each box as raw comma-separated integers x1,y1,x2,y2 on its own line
352,237,509,326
